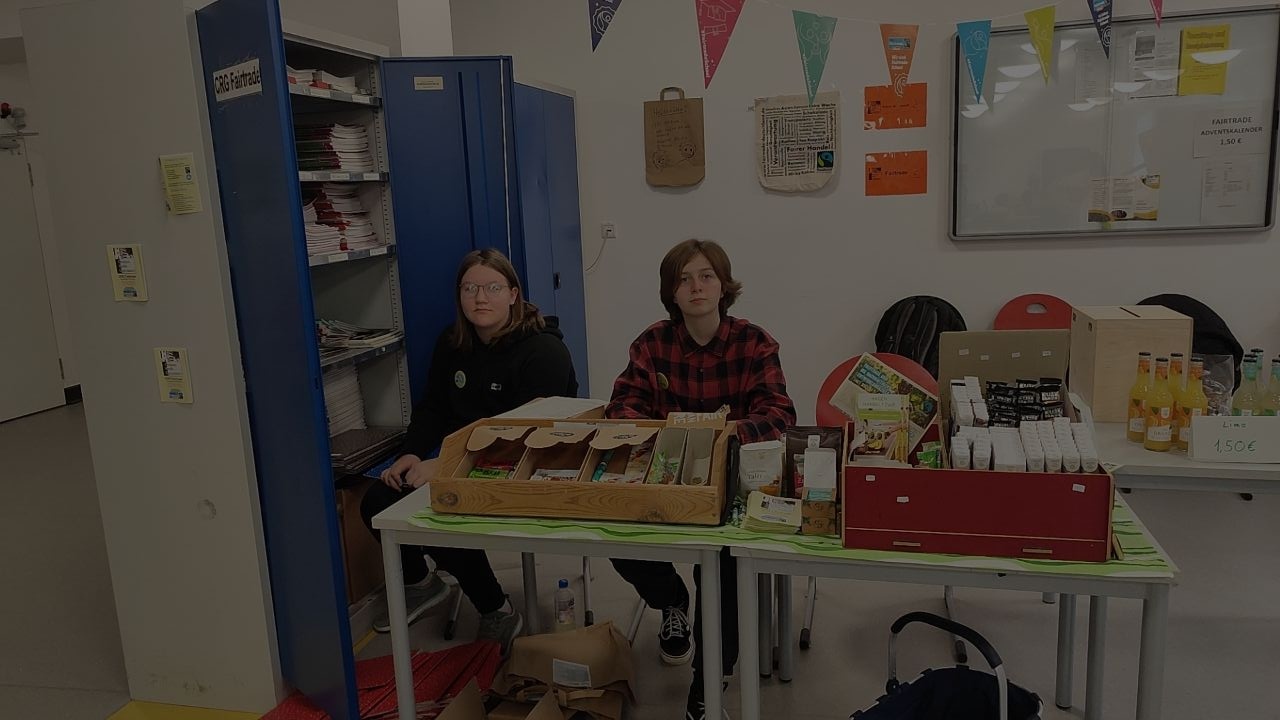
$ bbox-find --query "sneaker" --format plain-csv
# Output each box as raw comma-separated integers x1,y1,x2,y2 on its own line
477,601,524,654
685,678,730,720
372,574,451,633
659,604,693,665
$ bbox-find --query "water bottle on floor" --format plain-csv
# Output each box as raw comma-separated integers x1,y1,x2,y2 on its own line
554,579,576,632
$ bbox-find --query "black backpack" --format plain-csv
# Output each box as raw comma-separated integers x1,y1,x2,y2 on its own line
876,296,967,378
1138,294,1245,389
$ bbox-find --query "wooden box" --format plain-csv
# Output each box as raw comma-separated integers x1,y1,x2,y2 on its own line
430,418,735,525
1070,305,1192,422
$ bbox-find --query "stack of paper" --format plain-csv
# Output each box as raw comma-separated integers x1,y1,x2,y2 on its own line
323,365,367,437
742,491,803,535
307,184,381,250
295,124,376,172
312,70,359,93
285,66,314,84
317,319,402,349
302,198,344,255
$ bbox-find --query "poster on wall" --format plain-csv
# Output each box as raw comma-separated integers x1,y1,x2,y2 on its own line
1201,157,1260,225
1178,25,1230,95
754,92,839,193
154,347,194,404
1193,105,1268,157
864,83,927,129
1088,175,1160,222
107,244,148,302
644,87,705,187
865,150,927,196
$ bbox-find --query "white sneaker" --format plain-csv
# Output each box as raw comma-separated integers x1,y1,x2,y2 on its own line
373,574,451,633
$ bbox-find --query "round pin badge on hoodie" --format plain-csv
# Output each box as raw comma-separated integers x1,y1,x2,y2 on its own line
657,373,669,390
454,371,466,388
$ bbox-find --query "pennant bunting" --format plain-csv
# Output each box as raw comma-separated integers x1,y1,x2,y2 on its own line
957,20,992,101
695,0,746,88
1087,0,1113,57
1025,6,1055,83
1150,0,1163,27
588,0,624,51
879,24,919,97
793,11,837,105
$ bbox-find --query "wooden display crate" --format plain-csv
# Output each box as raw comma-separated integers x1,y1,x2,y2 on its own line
430,418,735,525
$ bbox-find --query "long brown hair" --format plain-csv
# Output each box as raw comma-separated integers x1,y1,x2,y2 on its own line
451,248,546,351
659,239,743,322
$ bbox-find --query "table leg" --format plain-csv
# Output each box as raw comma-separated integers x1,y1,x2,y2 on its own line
737,555,761,720
700,548,723,720
777,576,793,682
1056,593,1077,710
1136,585,1170,720
1085,596,1108,720
382,531,415,720
521,552,539,634
758,573,772,678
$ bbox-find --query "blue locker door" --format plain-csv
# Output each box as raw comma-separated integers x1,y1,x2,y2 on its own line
381,57,527,404
514,85,590,396
196,0,356,717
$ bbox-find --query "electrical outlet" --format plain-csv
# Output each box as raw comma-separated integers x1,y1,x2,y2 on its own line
601,222,617,240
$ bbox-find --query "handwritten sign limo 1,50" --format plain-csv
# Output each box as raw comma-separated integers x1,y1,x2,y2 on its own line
1189,415,1280,463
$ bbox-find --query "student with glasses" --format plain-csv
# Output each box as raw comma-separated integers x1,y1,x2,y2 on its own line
605,238,796,720
360,248,577,652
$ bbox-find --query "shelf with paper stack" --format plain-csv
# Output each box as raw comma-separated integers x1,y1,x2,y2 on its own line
302,183,394,266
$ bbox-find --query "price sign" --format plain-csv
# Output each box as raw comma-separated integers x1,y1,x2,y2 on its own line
1189,416,1280,463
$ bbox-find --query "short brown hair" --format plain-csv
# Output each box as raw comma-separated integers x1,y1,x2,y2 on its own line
452,248,546,350
659,239,743,322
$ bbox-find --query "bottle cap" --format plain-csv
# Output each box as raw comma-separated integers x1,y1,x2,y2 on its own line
558,579,569,589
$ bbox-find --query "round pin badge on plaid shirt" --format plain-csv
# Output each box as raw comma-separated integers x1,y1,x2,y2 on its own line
657,373,669,390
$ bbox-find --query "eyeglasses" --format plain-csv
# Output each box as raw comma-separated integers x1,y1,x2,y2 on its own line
460,282,510,297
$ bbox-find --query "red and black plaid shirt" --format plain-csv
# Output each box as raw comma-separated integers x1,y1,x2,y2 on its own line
605,317,797,443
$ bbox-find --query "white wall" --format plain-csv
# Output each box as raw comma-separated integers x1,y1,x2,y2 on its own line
1,59,78,387
451,0,1280,422
21,0,281,710
398,0,452,55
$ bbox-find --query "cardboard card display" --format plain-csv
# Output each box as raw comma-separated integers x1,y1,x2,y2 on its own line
453,425,535,479
645,427,688,484
584,425,660,483
518,426,597,482
680,428,716,486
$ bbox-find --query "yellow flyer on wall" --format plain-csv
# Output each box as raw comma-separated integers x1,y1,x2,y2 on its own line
154,347,194,404
106,244,148,302
158,152,203,215
1178,25,1229,96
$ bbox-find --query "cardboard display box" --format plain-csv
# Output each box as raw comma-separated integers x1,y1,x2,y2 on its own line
1070,305,1192,422
431,418,734,525
842,330,1115,563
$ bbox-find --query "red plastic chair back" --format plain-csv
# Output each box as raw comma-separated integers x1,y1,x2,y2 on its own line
993,293,1072,330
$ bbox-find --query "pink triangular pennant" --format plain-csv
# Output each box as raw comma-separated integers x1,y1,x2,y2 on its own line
695,0,746,88
1150,0,1163,26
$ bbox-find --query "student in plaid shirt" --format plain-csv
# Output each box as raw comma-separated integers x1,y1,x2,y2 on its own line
605,239,796,720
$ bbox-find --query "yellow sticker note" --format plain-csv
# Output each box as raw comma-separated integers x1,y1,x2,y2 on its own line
107,244,148,302
159,153,203,215
1178,25,1230,96
154,347,194,404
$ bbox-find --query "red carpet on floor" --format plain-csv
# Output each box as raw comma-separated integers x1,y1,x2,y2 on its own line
262,641,503,720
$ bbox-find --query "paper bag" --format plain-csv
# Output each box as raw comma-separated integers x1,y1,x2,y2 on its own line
644,87,705,187
494,622,635,720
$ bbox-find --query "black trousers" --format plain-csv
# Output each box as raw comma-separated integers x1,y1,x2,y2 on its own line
612,551,738,679
360,481,506,614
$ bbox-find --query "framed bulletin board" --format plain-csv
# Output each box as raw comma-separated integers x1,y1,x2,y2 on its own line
951,5,1279,240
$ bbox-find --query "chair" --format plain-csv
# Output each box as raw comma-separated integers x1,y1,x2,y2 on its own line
993,293,1073,331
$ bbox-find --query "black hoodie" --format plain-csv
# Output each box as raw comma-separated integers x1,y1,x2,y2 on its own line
399,317,578,458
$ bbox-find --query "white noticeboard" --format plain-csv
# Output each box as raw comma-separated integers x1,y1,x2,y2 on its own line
951,6,1279,239
1188,415,1280,463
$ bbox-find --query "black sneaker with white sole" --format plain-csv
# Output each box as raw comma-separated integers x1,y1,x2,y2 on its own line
659,603,693,665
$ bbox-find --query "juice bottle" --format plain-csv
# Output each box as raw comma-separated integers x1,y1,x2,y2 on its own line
1144,357,1175,452
1176,357,1209,451
1127,352,1152,443
1232,357,1262,416
1168,352,1185,434
1260,358,1280,417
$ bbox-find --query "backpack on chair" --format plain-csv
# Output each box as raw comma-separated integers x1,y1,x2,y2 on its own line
1138,294,1245,389
876,296,967,379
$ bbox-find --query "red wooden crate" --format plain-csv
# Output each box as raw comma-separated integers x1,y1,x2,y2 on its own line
842,464,1114,562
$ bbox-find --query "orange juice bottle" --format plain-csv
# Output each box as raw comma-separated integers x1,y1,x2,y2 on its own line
1127,352,1153,442
1144,357,1175,452
1172,351,1187,445
1176,357,1209,451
